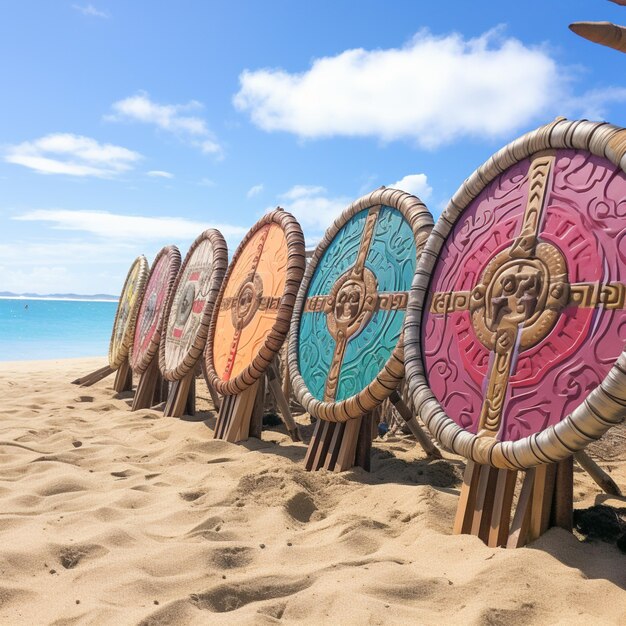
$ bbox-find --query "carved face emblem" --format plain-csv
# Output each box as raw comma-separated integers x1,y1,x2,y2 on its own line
231,273,263,329
489,266,543,330
335,280,364,323
176,283,195,326
237,284,255,319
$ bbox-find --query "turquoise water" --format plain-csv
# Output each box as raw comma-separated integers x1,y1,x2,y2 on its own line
0,298,118,361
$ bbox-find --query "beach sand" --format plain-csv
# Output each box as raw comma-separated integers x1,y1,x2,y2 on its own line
0,357,624,625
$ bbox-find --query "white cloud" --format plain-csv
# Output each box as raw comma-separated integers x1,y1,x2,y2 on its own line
198,177,216,187
276,185,348,233
4,133,141,177
14,210,247,242
565,86,626,120
388,173,432,200
72,4,109,18
147,170,174,179
234,28,569,148
247,183,264,198
108,92,223,157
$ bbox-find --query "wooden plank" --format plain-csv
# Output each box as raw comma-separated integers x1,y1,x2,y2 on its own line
470,464,499,543
131,356,160,411
249,374,266,439
333,417,361,473
303,419,323,471
267,363,300,441
552,456,574,532
323,421,345,471
389,391,442,458
73,364,114,386
163,372,194,417
113,359,132,393
214,393,235,439
507,468,535,549
310,420,336,471
529,463,557,542
574,450,622,497
354,413,373,471
453,461,481,535
223,382,258,443
184,375,196,416
487,468,517,547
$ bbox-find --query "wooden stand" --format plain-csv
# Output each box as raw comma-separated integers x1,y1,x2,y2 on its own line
71,364,115,387
213,361,300,443
131,355,166,411
304,389,442,473
453,457,574,548
112,358,133,393
163,372,196,417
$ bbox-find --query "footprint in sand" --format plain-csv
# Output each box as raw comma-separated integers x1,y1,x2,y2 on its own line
189,575,313,613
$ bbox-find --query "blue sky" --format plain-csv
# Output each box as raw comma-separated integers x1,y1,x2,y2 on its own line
2,0,626,294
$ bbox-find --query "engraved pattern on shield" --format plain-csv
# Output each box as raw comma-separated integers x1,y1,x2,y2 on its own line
212,223,287,381
131,254,172,370
423,149,626,442
164,238,214,371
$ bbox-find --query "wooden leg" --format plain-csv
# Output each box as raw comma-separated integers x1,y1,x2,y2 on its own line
72,364,114,386
113,359,132,393
163,372,195,417
528,463,557,542
184,375,196,416
214,393,234,439
249,375,266,439
215,382,259,443
453,461,482,535
267,363,301,441
131,356,160,411
389,390,442,458
310,421,336,471
507,468,536,549
574,450,622,497
333,418,361,473
304,419,324,471
354,413,373,471
323,421,345,471
552,456,574,532
470,465,500,543
487,469,517,547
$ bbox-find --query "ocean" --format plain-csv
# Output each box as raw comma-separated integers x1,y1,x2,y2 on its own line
0,298,118,361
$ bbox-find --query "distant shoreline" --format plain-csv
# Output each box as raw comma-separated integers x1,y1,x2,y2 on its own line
0,296,119,303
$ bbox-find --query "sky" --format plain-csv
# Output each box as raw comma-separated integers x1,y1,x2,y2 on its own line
2,0,626,294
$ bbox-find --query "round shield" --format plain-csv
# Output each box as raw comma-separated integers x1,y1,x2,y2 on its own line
129,245,181,375
289,188,433,422
159,229,228,381
405,118,626,470
205,209,305,396
108,255,150,369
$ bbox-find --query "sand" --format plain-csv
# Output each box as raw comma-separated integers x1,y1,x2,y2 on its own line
0,357,624,625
